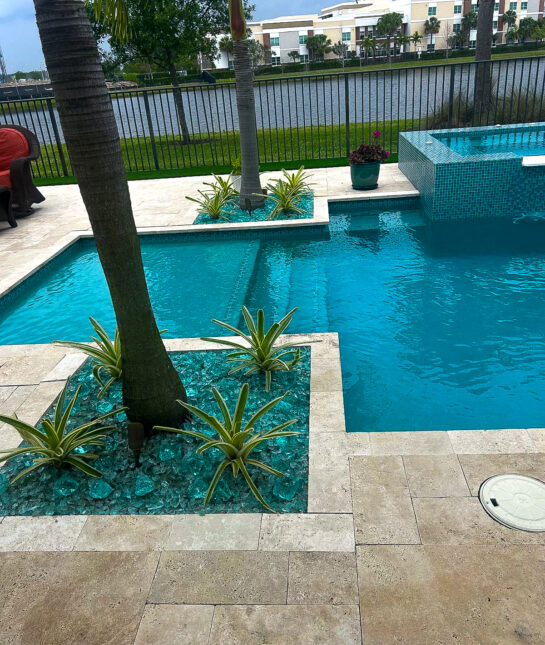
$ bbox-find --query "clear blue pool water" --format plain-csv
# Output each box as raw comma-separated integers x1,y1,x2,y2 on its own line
436,128,545,157
1,200,544,432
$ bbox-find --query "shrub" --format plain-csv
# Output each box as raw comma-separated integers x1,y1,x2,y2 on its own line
201,306,302,392
154,383,299,511
0,380,125,484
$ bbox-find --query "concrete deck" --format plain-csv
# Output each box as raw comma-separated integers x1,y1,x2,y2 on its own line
0,166,543,644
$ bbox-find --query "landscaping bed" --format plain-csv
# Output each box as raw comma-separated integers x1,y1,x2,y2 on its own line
194,193,314,224
0,348,310,516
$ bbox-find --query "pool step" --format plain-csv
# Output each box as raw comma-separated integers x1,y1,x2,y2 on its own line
288,252,329,333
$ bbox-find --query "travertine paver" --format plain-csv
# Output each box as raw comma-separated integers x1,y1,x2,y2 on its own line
357,545,545,645
527,428,545,451
134,605,214,645
0,551,159,645
448,428,536,454
208,605,362,645
403,454,470,498
166,513,262,550
308,391,346,433
0,516,86,551
287,551,359,605
369,431,453,455
414,497,545,545
148,551,289,604
350,456,420,545
458,452,545,495
75,515,173,551
259,513,355,551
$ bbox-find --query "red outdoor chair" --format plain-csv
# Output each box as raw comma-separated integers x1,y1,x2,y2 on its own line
0,125,45,227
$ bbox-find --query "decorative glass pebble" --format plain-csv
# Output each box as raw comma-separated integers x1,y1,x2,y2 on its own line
0,349,310,515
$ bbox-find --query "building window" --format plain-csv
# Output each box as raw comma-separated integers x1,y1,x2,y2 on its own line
342,31,351,41
492,20,498,29
521,1,527,8
270,37,279,47
453,23,461,33
228,60,234,70
469,39,476,47
454,5,462,13
494,1,499,9
471,3,478,11
427,42,435,51
509,1,517,8
428,6,437,15
299,35,307,44
271,56,281,65
300,54,309,63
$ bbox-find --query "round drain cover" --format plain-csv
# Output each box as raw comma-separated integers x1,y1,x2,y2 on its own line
479,474,545,532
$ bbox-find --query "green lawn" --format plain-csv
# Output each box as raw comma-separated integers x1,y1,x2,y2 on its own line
34,120,415,185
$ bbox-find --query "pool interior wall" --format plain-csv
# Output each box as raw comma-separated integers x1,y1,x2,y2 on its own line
399,123,545,221
1,196,544,433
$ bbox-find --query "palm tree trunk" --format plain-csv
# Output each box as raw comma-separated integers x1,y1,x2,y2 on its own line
475,0,495,123
167,62,191,145
233,39,263,211
34,0,187,428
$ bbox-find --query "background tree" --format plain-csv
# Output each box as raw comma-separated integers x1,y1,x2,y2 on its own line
532,20,545,44
247,40,269,67
229,0,263,210
332,40,349,66
502,9,517,42
462,10,478,46
376,12,404,63
424,16,441,51
99,0,252,144
360,36,376,62
33,0,187,428
306,34,332,61
398,34,410,56
475,0,495,119
287,50,300,63
410,31,423,50
518,16,537,42
219,34,234,66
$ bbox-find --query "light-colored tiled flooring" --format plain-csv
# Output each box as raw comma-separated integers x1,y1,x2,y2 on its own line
0,166,544,644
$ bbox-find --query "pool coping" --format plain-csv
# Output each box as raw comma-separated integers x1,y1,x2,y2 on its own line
0,332,360,553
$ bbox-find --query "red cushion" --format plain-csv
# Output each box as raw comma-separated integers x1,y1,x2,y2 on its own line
0,169,11,188
0,128,29,173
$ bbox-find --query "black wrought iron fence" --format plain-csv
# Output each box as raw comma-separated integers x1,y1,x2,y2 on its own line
1,55,545,180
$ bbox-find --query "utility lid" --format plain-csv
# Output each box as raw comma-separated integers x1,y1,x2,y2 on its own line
479,474,545,533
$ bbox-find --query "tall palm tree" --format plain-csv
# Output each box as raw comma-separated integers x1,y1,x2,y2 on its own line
376,12,404,63
502,9,517,43
410,31,423,51
229,0,263,210
219,35,234,67
360,36,376,63
475,0,495,120
33,0,187,428
424,16,441,51
398,34,410,56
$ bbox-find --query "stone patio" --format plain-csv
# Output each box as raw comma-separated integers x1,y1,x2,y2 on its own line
0,166,543,644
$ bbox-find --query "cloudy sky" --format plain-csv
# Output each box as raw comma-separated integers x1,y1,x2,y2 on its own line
0,0,325,73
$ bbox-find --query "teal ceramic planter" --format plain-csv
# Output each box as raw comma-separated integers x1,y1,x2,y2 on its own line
350,162,380,190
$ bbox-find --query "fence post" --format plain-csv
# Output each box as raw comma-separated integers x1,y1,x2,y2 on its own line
46,98,69,177
447,64,456,128
143,91,160,171
344,73,351,156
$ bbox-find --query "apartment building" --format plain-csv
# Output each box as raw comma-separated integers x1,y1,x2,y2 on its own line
207,0,543,70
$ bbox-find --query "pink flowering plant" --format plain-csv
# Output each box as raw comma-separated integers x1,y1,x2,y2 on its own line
349,130,390,164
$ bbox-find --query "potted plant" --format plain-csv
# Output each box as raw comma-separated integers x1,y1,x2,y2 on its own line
349,131,390,190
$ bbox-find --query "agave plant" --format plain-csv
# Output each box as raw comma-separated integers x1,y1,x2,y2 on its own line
186,189,231,221
203,174,239,202
278,167,312,199
54,317,122,398
155,383,299,511
0,380,126,484
202,306,301,392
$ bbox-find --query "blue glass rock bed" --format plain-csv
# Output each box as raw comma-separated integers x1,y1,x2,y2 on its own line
0,349,310,516
1,196,545,432
194,193,314,224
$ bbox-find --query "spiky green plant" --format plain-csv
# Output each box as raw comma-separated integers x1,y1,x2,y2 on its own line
203,174,239,202
155,383,299,511
186,189,231,221
54,317,122,398
278,167,312,199
201,306,301,392
0,380,126,484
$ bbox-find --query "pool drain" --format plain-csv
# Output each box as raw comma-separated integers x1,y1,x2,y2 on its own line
479,474,545,532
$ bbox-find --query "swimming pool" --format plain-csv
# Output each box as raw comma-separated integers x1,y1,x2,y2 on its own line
1,199,544,432
434,128,545,157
